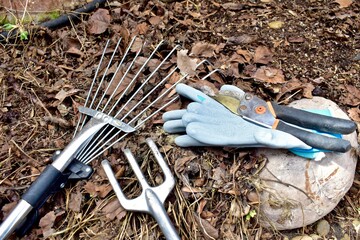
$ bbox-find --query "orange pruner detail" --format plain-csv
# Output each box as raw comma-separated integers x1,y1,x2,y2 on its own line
255,105,267,114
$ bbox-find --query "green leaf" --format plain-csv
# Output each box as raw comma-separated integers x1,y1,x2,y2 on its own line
20,31,29,40
3,23,16,31
245,209,257,221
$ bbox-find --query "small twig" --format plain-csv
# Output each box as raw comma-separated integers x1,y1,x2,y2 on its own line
30,88,52,116
262,167,314,203
10,139,40,167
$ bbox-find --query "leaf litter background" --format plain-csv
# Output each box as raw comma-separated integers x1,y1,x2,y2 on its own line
0,0,359,239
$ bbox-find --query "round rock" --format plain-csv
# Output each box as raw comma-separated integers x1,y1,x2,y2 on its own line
256,97,358,230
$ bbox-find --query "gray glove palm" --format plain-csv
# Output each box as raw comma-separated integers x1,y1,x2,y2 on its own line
163,83,311,149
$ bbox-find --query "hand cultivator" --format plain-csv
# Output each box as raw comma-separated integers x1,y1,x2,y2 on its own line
0,37,211,239
102,138,180,240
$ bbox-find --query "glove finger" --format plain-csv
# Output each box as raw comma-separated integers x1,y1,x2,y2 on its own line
176,83,220,107
254,131,311,150
163,109,187,121
182,112,239,126
175,135,211,147
186,102,236,119
163,119,186,133
186,122,259,146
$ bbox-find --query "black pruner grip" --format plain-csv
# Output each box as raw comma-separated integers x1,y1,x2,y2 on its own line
270,102,357,134
276,121,351,152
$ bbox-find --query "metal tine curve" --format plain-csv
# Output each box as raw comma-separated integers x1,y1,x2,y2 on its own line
108,40,166,116
101,138,174,212
76,41,143,161
73,39,112,137
77,43,182,163
145,138,175,203
101,160,149,212
80,59,215,165
82,96,179,164
77,40,171,162
94,36,136,112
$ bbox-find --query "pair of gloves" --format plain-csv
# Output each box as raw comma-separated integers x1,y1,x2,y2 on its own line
162,84,339,159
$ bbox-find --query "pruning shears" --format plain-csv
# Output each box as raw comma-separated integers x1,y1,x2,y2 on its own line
213,91,357,152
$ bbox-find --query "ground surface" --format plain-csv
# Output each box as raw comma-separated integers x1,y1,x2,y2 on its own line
0,0,359,239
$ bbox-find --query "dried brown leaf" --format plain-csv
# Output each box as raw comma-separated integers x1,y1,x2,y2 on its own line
191,42,224,58
174,155,196,173
288,36,305,43
135,22,149,35
302,83,314,99
212,166,226,188
39,211,56,238
131,38,143,53
69,192,82,212
177,50,198,76
102,199,127,220
335,0,353,8
1,202,17,219
235,49,252,63
66,47,83,57
348,108,360,122
83,182,112,198
104,66,136,97
254,46,273,64
193,213,219,239
55,89,80,103
221,2,244,11
226,35,257,45
340,85,360,106
43,116,71,128
149,16,162,25
252,66,285,83
87,8,111,35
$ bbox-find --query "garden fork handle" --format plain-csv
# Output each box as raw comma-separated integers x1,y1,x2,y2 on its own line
145,189,180,240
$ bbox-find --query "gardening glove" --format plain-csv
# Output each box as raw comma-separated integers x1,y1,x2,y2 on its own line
163,83,311,150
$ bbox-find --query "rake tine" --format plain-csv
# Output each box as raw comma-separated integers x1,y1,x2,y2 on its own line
73,39,111,137
82,96,179,164
108,40,166,116
113,45,180,118
95,36,137,111
80,59,213,164
78,44,180,163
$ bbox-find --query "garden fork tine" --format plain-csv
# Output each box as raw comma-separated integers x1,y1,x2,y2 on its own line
101,138,180,240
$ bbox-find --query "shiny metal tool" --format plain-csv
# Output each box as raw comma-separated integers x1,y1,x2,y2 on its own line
101,138,180,240
0,37,210,239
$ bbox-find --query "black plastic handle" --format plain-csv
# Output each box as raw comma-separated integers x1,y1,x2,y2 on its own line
271,102,357,134
16,165,70,237
276,121,351,152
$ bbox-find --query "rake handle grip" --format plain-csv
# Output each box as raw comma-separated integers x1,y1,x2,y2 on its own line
0,165,68,239
145,189,180,240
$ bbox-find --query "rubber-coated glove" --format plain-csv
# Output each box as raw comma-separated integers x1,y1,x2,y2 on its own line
163,83,311,149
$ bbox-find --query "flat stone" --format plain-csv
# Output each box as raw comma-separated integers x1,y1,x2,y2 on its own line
256,97,358,230
316,220,330,236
